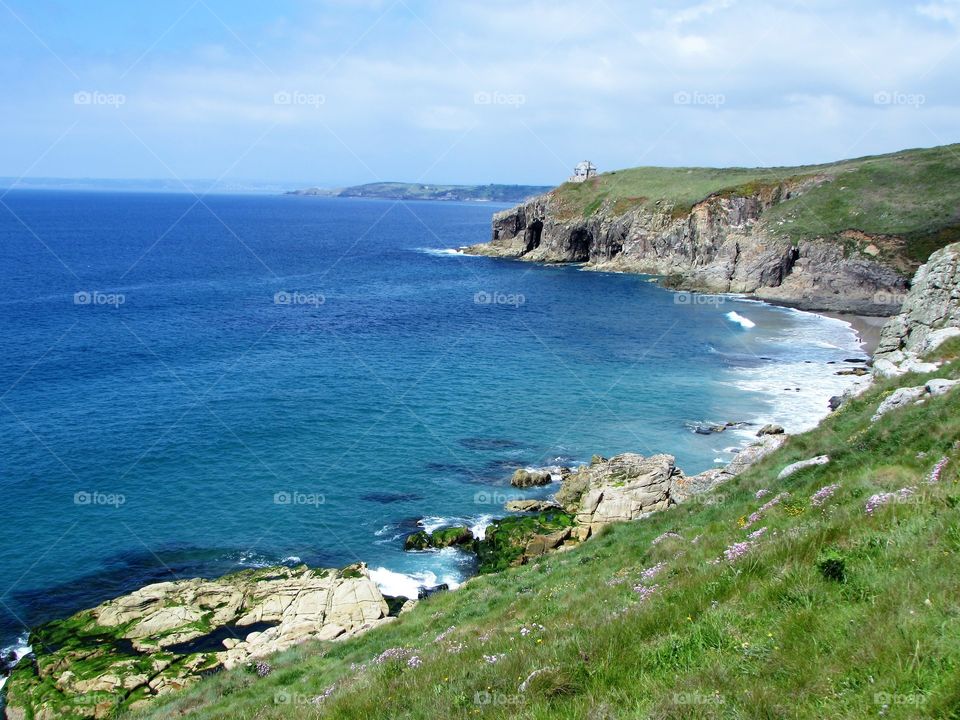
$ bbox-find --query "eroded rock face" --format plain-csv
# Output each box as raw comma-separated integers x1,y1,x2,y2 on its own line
874,243,960,376
555,454,680,532
465,188,908,315
5,564,390,718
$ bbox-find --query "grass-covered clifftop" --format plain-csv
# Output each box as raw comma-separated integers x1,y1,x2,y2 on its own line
554,144,960,269
129,343,960,719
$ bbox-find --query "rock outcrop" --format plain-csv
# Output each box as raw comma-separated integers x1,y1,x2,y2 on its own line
871,378,959,422
5,564,390,719
874,242,960,376
464,188,908,315
510,467,559,487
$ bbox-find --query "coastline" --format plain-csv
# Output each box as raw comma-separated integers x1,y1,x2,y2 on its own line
0,257,889,713
818,311,886,356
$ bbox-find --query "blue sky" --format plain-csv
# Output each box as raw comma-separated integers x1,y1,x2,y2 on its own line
1,0,959,187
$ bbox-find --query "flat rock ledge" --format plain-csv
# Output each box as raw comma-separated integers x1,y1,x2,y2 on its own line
5,564,390,719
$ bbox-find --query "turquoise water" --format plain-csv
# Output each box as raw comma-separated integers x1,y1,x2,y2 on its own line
0,191,867,652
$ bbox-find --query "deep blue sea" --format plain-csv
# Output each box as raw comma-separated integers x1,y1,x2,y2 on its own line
0,191,868,656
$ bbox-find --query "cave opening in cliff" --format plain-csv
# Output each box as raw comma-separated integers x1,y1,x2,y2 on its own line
569,228,593,261
524,219,543,252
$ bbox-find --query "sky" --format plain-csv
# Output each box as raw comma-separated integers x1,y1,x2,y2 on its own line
1,0,959,188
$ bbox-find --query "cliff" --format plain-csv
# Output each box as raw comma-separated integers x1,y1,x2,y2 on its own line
465,144,960,315
874,242,960,375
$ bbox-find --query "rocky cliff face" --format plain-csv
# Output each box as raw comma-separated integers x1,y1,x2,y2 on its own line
874,242,960,376
465,186,908,315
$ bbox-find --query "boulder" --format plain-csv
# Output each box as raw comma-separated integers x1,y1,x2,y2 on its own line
777,455,830,480
510,468,554,487
926,377,960,397
871,385,928,421
558,453,679,531
757,424,785,436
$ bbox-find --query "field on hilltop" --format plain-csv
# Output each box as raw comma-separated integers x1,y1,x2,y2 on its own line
554,144,960,270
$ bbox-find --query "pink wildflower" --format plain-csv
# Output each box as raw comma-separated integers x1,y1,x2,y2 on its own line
810,483,840,507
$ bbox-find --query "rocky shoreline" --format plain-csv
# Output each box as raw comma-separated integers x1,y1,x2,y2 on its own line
462,187,910,316
6,240,959,719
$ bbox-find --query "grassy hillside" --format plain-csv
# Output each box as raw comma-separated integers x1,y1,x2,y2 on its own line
131,342,960,719
554,144,960,269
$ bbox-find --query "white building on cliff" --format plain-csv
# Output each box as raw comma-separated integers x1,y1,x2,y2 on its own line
568,160,597,183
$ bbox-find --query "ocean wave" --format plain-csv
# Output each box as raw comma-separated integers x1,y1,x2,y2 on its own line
415,247,469,257
726,311,756,329
0,633,32,691
369,559,465,599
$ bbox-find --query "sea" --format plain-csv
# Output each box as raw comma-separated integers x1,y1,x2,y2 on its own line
0,190,869,672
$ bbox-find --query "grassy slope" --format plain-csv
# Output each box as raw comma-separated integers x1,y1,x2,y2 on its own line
132,346,960,720
552,144,960,269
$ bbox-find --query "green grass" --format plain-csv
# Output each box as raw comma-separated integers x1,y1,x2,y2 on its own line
126,351,960,720
552,143,960,272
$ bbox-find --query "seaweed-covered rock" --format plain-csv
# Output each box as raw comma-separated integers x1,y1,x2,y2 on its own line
403,526,473,551
5,564,390,719
474,512,577,573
